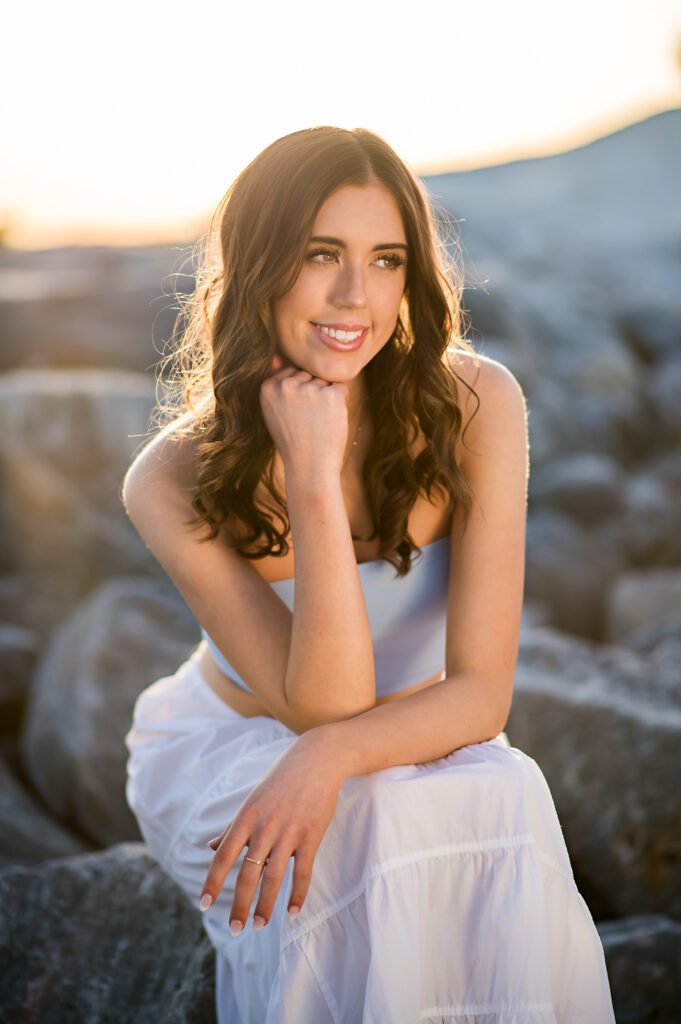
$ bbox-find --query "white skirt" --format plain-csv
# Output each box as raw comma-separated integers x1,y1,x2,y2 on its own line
124,648,615,1024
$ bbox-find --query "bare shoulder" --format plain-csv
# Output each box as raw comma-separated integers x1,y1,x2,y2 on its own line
447,347,525,413
121,397,211,511
446,349,528,472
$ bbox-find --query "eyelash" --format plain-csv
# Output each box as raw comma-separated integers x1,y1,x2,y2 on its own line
307,246,406,271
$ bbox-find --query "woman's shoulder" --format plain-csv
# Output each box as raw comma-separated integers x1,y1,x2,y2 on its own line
447,347,521,397
122,396,211,508
446,349,527,465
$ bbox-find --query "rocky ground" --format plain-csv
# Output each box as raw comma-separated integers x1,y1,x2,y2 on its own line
0,109,679,1021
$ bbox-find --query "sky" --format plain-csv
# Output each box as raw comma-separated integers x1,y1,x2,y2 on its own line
3,0,680,248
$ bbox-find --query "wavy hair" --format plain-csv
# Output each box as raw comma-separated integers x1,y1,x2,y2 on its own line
154,125,481,577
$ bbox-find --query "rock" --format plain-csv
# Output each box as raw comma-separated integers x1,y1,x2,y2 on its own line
617,300,681,365
467,278,645,458
0,572,69,663
520,379,572,465
21,576,200,847
528,453,625,524
599,914,681,1023
461,275,546,366
507,626,681,921
520,600,553,630
0,842,215,1024
524,510,625,640
648,446,681,491
0,244,194,374
621,609,681,654
0,369,162,626
605,568,681,643
598,470,681,566
435,111,681,474
589,638,681,707
0,622,37,724
0,751,92,866
647,358,681,440
612,609,681,709
637,634,681,702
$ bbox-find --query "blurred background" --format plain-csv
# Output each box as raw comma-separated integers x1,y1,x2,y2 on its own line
1,1,680,1020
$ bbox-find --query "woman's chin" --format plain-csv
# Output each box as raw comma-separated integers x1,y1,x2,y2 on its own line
288,351,362,384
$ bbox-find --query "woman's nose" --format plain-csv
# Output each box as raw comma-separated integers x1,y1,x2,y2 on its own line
330,263,368,308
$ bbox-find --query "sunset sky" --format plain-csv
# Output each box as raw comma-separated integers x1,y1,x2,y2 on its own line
3,0,680,248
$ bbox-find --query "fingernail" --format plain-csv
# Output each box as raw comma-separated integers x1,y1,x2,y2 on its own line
199,893,213,912
253,915,266,931
230,919,243,936
288,905,300,919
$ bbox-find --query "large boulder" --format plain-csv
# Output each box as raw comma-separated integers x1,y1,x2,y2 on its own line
599,467,681,567
21,576,200,847
524,510,625,639
0,843,215,1024
605,567,681,644
0,618,37,729
0,368,161,636
507,626,681,921
0,244,193,374
0,747,93,866
528,453,625,525
599,914,681,1023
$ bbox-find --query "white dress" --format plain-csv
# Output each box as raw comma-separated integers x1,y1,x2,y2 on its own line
124,646,615,1023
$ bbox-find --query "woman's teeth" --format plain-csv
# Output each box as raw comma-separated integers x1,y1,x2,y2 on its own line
313,323,363,342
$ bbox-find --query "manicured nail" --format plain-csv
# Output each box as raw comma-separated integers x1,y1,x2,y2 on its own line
230,919,243,936
199,893,213,912
253,915,266,931
288,905,300,919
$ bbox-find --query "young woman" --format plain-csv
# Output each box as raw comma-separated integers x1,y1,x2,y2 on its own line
123,126,615,1022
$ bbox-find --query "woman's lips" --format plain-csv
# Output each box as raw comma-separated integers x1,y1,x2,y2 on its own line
309,322,368,352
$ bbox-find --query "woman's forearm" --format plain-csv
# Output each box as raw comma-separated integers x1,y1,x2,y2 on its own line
310,671,506,777
283,472,375,726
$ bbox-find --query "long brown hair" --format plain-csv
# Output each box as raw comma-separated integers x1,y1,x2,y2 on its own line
154,125,481,577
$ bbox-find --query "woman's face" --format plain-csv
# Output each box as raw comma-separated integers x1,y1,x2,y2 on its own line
272,181,408,384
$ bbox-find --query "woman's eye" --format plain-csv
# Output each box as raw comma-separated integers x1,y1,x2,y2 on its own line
307,247,339,264
306,247,405,271
376,254,406,270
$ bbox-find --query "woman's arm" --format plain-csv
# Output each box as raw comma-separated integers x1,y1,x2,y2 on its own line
283,469,375,726
122,444,296,729
307,357,529,773
257,362,376,729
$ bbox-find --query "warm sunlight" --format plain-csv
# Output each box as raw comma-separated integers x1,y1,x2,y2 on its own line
3,0,681,247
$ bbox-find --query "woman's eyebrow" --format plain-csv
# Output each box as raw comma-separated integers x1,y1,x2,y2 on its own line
310,235,408,252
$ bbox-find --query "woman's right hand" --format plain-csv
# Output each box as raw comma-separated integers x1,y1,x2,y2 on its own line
259,353,350,484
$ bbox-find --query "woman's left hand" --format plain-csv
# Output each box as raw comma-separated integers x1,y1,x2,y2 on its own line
199,728,349,933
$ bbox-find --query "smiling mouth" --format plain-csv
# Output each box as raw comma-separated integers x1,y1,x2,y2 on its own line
309,322,368,351
310,322,368,341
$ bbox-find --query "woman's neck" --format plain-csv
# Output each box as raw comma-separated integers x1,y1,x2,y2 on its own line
347,372,370,425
